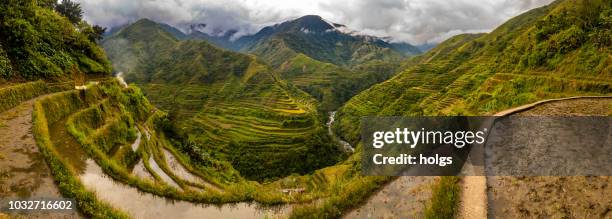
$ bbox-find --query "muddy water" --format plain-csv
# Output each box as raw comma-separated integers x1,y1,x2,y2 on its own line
80,159,288,219
344,177,436,218
148,156,181,189
130,130,142,151
131,159,155,181
162,149,222,191
327,111,354,152
48,118,89,174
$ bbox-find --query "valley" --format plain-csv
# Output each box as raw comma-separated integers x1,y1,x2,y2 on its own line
0,0,610,218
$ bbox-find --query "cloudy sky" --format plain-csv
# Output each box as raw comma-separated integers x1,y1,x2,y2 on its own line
77,0,554,44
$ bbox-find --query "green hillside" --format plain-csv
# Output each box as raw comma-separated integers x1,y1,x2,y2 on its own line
275,53,401,110
335,0,612,144
103,19,341,181
0,0,110,82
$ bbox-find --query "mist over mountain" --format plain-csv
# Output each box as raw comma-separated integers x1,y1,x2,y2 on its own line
116,15,422,58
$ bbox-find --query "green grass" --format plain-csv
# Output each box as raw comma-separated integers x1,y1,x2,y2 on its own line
41,80,325,207
336,0,612,145
424,176,460,219
28,80,395,217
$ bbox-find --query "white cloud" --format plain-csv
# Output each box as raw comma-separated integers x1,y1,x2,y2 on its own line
77,0,554,44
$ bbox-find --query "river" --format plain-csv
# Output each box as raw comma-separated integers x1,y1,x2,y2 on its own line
327,111,354,152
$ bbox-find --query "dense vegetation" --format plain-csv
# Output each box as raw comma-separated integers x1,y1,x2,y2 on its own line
0,0,110,82
238,15,420,110
275,54,402,110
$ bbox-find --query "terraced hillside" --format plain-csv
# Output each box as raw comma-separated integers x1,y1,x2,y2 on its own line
103,19,341,181
22,80,277,217
335,0,612,145
275,53,402,110
125,18,408,110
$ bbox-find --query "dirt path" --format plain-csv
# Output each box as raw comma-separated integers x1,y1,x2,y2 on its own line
345,177,437,218
456,96,612,219
0,99,80,218
456,176,487,219
0,100,60,199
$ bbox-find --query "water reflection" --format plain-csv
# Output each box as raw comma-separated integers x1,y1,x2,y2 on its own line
80,159,289,219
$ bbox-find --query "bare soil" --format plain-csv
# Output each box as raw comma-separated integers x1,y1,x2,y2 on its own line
345,176,436,218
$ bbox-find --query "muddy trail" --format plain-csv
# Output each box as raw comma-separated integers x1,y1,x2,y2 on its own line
0,99,80,218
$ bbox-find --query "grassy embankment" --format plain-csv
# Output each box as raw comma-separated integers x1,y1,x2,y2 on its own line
32,84,128,218
0,81,47,112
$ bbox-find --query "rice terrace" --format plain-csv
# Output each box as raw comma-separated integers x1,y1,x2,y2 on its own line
0,0,610,218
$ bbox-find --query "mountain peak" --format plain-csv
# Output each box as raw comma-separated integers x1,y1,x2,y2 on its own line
280,15,341,33
133,18,157,26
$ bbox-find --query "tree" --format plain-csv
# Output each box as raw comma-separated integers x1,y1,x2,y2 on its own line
91,25,107,41
38,0,57,9
55,0,82,24
82,24,106,42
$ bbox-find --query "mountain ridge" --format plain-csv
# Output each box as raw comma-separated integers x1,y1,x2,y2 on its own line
110,15,422,60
